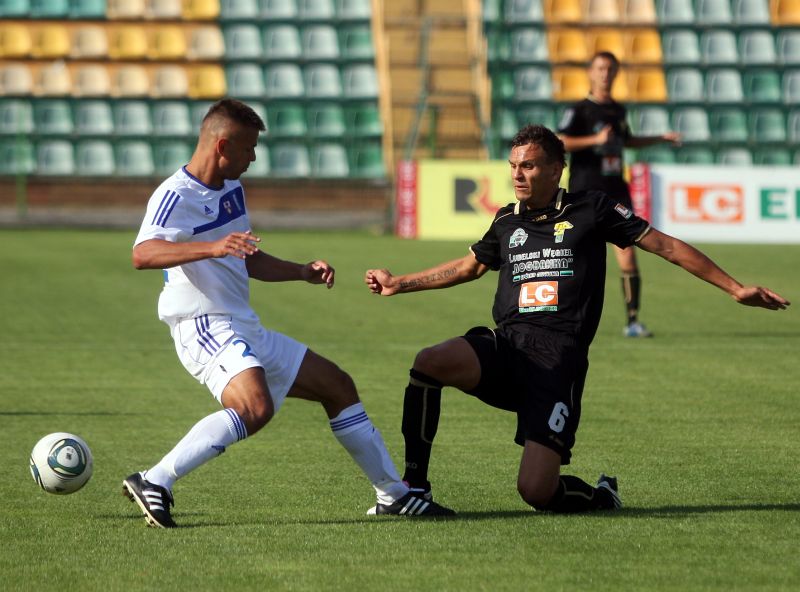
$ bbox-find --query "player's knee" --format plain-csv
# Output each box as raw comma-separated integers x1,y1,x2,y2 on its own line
227,392,274,435
517,480,556,509
412,346,450,381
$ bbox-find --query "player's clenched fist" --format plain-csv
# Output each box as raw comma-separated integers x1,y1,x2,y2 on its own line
365,269,398,296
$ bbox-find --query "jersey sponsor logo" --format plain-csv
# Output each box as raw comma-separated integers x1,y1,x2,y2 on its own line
553,221,574,243
518,281,559,312
668,184,744,223
509,228,528,248
614,203,633,219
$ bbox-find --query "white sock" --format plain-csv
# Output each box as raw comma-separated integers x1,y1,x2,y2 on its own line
330,402,409,505
144,408,247,491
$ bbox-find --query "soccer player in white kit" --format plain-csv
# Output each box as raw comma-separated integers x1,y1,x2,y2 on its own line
122,99,453,527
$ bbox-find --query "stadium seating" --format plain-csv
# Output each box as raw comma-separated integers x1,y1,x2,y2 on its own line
504,0,544,24
695,0,733,24
346,103,382,136
36,62,73,96
622,0,657,24
752,148,792,165
73,64,111,97
145,0,182,19
739,30,777,66
113,100,152,135
33,99,73,134
187,26,225,61
223,24,263,60
772,0,800,25
662,30,701,65
339,26,374,61
36,139,75,175
700,30,738,66
261,0,298,19
666,67,705,102
716,147,752,165
706,68,744,103
153,140,192,175
341,64,377,99
337,0,371,21
263,25,302,60
115,139,154,176
71,26,109,59
0,98,33,133
732,0,770,24
271,142,311,177
151,101,193,137
516,104,557,129
69,0,107,19
629,105,670,135
248,143,270,176
625,29,663,64
777,31,800,65
307,103,345,137
0,24,32,58
585,0,621,23
744,69,781,103
788,109,800,142
75,139,115,176
783,69,800,104
349,142,385,177
303,25,340,60
544,0,582,24
298,0,335,21
0,0,31,18
74,99,114,135
30,0,69,18
655,0,695,24
676,146,714,163
748,108,787,142
513,66,552,101
710,107,749,142
671,106,710,141
0,137,34,174
311,142,350,177
226,63,266,98
508,28,549,63
267,103,307,137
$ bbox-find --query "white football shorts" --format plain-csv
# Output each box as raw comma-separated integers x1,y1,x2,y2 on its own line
167,314,308,411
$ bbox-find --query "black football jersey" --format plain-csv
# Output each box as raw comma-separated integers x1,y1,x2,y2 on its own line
558,97,631,196
470,189,650,346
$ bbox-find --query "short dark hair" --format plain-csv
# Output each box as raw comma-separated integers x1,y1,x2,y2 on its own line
590,51,620,67
203,98,265,132
510,124,566,166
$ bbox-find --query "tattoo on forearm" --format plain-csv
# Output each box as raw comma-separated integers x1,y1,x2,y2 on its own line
400,267,458,290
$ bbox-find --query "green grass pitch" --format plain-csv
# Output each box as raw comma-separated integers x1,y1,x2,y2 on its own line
1,229,798,591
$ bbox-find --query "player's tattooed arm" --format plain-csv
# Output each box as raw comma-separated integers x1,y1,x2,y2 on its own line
366,254,489,296
398,267,459,290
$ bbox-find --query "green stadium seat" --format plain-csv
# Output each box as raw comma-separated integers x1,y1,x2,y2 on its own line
487,30,510,63
782,69,800,104
153,140,192,176
516,104,556,129
732,0,770,24
151,101,193,137
311,142,349,177
190,101,214,129
700,30,738,65
788,109,800,142
342,64,377,99
348,142,385,178
494,107,518,140
0,99,33,134
695,0,733,25
508,29,548,64
0,138,34,174
266,104,307,137
74,100,113,135
739,30,777,66
346,103,382,137
69,0,107,18
716,147,752,165
676,146,715,164
504,0,544,24
662,30,700,65
634,145,677,163
298,0,334,20
302,25,340,60
307,103,345,137
339,26,374,61
671,106,711,141
655,0,694,24
224,25,263,61
304,64,342,99
220,0,259,19
264,65,305,99
260,0,297,19
514,67,552,101
752,148,792,165
492,70,514,100
30,0,69,17
263,24,302,60
270,142,310,177
113,101,152,136
75,139,115,176
777,31,800,66
748,108,787,142
629,105,670,135
248,143,270,177
36,139,75,175
0,0,30,17
226,63,266,99
336,0,371,21
794,149,800,165
744,69,781,103
710,107,748,142
706,68,744,103
666,68,704,102
115,140,154,176
33,99,73,135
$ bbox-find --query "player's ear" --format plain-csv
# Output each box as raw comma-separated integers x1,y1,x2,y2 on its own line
215,137,228,157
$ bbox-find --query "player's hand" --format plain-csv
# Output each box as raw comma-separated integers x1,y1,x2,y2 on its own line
213,230,261,259
302,260,335,288
365,269,398,296
595,124,613,145
663,131,682,145
732,286,790,310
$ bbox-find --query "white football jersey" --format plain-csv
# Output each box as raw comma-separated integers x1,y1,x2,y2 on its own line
134,167,258,322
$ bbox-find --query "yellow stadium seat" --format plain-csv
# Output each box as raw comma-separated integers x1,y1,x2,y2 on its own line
71,26,109,59
544,0,583,23
625,28,662,64
622,0,656,23
584,0,621,23
107,0,147,18
188,64,226,99
149,26,188,60
772,0,800,24
113,64,151,96
548,28,589,63
31,25,71,59
0,24,32,58
187,26,225,60
152,65,189,97
552,66,590,100
183,0,221,20
35,62,73,96
0,63,34,95
73,64,112,96
589,29,626,61
109,26,149,60
630,67,667,101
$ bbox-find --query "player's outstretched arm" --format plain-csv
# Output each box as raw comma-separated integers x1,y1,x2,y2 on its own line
365,253,489,296
246,251,334,288
132,231,261,269
637,228,790,311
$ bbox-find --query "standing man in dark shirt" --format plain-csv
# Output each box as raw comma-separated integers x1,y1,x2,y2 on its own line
558,52,681,338
364,125,787,514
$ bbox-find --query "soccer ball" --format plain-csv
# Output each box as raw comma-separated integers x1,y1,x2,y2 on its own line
30,432,93,495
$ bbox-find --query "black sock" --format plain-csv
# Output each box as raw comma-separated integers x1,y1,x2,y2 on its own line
537,475,616,513
621,273,641,324
401,369,442,489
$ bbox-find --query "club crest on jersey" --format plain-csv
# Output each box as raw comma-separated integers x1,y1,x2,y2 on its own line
553,221,573,243
614,203,633,219
509,228,528,248
203,205,213,215
223,200,233,215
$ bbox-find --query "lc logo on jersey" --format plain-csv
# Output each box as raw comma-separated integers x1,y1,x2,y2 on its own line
518,281,559,312
668,184,744,223
553,221,573,243
509,228,528,248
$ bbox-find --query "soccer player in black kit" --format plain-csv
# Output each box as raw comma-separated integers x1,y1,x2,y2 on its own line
559,51,681,338
365,125,788,514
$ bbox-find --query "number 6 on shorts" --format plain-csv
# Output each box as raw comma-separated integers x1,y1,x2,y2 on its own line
548,402,569,433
